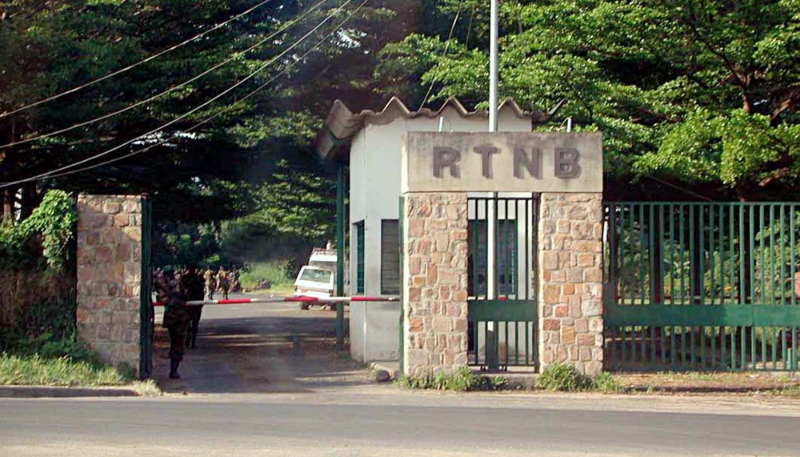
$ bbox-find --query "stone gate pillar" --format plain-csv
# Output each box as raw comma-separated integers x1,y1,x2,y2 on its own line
538,193,604,375
76,195,143,375
402,193,469,377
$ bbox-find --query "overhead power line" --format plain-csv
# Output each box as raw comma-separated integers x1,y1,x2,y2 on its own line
0,0,356,189
42,0,372,182
0,0,331,150
418,0,464,110
0,0,276,119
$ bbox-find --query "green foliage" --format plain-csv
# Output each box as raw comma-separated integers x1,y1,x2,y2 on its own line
590,372,625,393
377,0,800,200
238,260,296,291
0,190,76,270
396,365,507,391
537,363,591,391
154,223,225,269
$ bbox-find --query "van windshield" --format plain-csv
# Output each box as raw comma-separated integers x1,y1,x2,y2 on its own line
299,268,333,284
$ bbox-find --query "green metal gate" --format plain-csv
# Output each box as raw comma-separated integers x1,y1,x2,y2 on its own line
467,195,539,371
604,202,800,372
139,195,154,379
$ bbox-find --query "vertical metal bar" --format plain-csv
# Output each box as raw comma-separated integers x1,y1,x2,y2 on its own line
621,326,628,368
670,325,676,370
731,326,736,370
700,326,706,369
709,205,715,306
743,326,749,370
760,205,766,305
515,321,519,366
770,206,776,305
681,326,687,369
772,327,778,370
750,206,756,305
721,326,727,371
711,326,716,370
700,205,705,305
680,205,686,305
690,325,697,370
609,204,617,297
639,205,646,305
689,206,695,305
620,205,626,305
524,199,529,300
669,204,675,305
720,205,725,306
793,204,797,306
729,205,735,305
651,324,657,370
649,205,656,303
335,162,345,350
780,205,786,304
761,326,767,370
658,204,665,304
740,205,745,304
489,0,498,132
793,204,797,307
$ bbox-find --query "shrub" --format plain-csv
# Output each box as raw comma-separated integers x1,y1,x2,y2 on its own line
396,366,507,392
591,372,625,393
537,363,591,391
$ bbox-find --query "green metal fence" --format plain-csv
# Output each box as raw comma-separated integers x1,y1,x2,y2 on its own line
604,202,800,372
467,195,538,371
139,195,154,379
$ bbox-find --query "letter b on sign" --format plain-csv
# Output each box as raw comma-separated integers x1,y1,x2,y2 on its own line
555,148,581,178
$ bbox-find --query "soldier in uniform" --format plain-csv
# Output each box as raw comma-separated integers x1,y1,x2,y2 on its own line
217,266,230,300
204,267,217,300
156,272,189,379
183,267,206,349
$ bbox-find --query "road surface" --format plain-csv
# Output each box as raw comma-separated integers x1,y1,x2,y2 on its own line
1,392,799,456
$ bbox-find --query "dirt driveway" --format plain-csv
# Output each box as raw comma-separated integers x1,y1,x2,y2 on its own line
152,296,373,394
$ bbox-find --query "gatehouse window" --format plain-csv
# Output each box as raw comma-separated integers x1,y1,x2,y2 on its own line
381,220,400,295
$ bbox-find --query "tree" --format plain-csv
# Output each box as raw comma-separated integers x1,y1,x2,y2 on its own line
376,0,800,201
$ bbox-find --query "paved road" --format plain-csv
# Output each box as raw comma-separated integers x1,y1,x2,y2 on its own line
1,393,799,456
152,294,369,394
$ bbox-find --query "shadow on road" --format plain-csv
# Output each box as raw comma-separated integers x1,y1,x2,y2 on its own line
152,309,372,394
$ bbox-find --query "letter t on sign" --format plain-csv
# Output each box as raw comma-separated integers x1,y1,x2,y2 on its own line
554,148,582,178
473,146,500,178
433,147,461,178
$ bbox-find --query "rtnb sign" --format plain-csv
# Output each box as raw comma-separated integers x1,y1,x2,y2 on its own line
401,132,603,193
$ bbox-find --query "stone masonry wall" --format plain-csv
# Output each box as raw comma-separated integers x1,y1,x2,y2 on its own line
403,193,469,377
538,193,604,375
76,195,142,374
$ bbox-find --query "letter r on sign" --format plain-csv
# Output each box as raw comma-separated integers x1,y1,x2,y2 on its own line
433,147,461,178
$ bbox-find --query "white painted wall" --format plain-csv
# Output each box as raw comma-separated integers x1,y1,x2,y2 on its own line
348,107,531,362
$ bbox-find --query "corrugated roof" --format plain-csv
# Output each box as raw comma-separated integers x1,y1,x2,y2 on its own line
316,96,561,161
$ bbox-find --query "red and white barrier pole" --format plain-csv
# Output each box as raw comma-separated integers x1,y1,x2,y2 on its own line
153,295,400,307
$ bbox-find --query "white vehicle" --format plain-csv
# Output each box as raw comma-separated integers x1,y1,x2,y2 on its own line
293,265,335,310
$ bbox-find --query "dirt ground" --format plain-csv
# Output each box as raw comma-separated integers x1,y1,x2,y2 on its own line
152,299,373,394
613,371,800,396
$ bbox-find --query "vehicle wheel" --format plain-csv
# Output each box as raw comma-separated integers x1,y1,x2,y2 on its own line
299,303,310,310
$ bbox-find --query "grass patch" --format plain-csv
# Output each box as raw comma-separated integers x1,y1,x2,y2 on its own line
133,379,162,396
396,366,507,391
0,332,135,387
0,353,132,387
591,372,625,393
239,261,295,292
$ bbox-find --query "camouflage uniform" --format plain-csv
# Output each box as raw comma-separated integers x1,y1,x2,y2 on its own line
217,268,230,300
157,275,189,379
182,269,206,349
204,268,217,300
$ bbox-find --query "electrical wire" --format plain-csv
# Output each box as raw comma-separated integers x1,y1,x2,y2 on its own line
418,0,464,110
0,0,276,119
0,0,331,149
0,0,356,189
41,0,372,182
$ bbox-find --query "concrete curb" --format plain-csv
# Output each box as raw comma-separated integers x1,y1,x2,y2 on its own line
0,386,139,398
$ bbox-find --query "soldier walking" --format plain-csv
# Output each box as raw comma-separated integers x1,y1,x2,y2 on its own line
155,272,189,379
204,267,217,300
183,267,205,349
217,266,230,300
